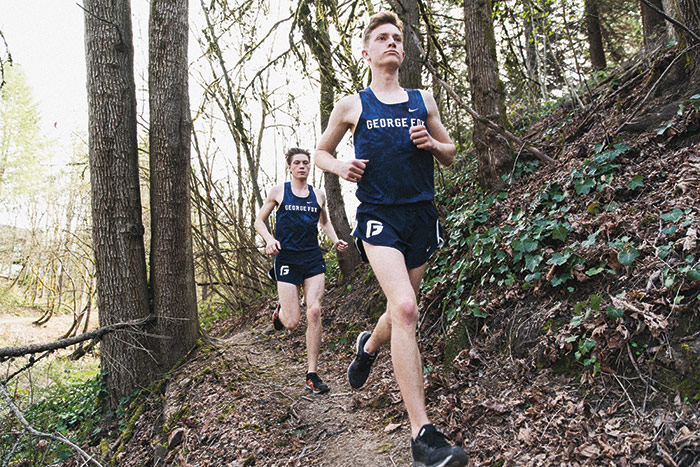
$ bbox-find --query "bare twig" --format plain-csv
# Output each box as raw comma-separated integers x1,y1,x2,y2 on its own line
0,384,103,466
614,373,639,419
0,317,153,360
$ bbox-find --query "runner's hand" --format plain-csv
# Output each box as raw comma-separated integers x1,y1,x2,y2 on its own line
265,239,281,256
334,240,349,252
409,125,435,151
339,159,368,183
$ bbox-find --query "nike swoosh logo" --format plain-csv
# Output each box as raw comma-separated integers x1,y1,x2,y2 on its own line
408,108,418,112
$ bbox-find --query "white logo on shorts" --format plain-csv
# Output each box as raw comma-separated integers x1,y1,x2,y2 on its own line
280,266,290,275
366,220,384,237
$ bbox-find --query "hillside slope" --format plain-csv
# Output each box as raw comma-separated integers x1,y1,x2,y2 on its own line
92,47,700,466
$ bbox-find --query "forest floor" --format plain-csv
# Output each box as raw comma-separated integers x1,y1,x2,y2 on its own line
60,47,700,465
107,284,700,467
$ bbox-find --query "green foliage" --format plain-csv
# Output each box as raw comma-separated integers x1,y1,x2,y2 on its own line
199,300,238,331
1,372,105,464
0,65,50,203
426,141,639,327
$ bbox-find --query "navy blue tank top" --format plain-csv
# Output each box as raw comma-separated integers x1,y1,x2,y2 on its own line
353,87,434,205
275,182,321,252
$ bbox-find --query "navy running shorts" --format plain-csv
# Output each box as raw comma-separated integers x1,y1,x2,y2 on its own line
352,201,444,269
268,248,326,285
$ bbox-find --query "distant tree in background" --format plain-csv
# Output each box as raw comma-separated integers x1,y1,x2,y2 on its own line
391,0,423,89
0,29,9,90
294,0,362,279
585,0,607,70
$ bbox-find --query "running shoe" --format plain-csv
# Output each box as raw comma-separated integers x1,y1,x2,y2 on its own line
272,303,283,331
305,372,330,394
411,424,468,467
347,331,377,389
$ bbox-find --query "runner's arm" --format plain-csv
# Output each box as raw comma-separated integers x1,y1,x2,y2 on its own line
254,185,282,256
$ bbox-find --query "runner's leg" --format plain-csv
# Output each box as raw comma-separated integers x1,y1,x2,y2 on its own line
302,273,325,374
277,281,301,329
363,242,430,439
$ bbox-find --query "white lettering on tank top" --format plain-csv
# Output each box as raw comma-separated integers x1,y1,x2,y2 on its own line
285,204,319,213
366,117,424,130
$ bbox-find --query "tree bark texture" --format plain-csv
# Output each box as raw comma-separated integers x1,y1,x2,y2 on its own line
149,0,200,373
463,0,513,191
297,0,361,279
391,0,423,89
585,0,607,70
523,0,538,86
640,0,667,51
675,0,700,88
84,0,153,407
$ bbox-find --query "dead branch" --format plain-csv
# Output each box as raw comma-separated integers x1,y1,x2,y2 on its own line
0,383,103,466
406,27,556,166
0,317,153,360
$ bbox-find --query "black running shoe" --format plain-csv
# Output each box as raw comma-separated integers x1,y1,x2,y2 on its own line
347,331,377,389
305,372,330,394
272,304,283,331
411,424,468,467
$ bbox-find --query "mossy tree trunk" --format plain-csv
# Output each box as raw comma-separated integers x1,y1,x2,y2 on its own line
463,0,513,191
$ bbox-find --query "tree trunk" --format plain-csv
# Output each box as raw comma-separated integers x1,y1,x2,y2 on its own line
463,0,513,191
523,0,538,88
297,0,360,279
585,0,607,70
640,0,667,51
149,0,200,373
391,0,422,89
84,0,153,408
675,0,700,88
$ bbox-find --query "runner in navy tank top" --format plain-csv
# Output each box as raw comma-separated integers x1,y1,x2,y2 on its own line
255,148,348,395
314,11,467,467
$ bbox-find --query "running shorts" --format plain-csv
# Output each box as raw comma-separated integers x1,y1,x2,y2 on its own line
352,201,444,269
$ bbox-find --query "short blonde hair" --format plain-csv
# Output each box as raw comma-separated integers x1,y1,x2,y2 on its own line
362,11,404,49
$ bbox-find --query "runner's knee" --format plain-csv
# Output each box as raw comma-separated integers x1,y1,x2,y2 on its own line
391,299,419,327
306,303,321,323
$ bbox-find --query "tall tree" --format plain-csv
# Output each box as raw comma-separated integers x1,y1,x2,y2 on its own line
149,0,199,372
84,0,153,407
674,0,700,86
295,0,361,279
640,0,667,51
390,0,422,89
585,0,607,70
463,0,512,190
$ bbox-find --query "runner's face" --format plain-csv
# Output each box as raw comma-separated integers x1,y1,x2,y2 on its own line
363,23,404,67
288,154,310,179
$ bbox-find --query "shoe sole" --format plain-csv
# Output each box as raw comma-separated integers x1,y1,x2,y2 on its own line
272,305,283,331
413,452,468,467
305,383,330,394
347,331,372,388
413,455,466,467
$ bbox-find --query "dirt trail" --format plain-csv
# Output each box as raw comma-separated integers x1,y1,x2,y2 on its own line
117,312,417,466
221,325,414,466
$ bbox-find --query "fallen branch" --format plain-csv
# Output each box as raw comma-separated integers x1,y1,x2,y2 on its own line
407,27,556,166
0,317,153,360
0,383,103,466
